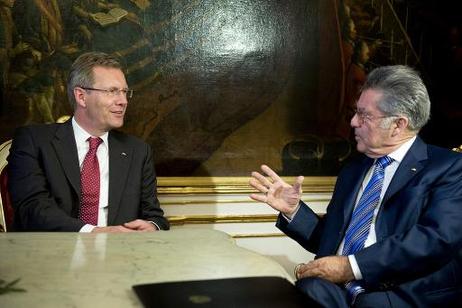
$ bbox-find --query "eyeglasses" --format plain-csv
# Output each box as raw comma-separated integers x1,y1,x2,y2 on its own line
353,108,398,124
79,87,133,99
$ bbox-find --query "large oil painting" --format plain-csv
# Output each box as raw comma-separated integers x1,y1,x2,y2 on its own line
0,0,460,177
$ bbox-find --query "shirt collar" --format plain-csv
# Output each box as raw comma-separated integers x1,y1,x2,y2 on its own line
72,117,109,146
386,135,417,164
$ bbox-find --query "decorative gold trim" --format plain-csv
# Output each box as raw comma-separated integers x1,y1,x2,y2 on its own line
158,176,336,194
159,197,331,206
56,115,71,123
452,145,462,153
167,213,325,225
167,214,278,225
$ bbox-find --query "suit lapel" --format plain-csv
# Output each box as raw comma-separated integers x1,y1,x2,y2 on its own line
382,137,428,205
375,137,428,236
107,132,132,225
51,120,81,196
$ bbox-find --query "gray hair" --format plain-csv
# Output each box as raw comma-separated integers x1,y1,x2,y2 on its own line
67,51,123,109
362,65,431,132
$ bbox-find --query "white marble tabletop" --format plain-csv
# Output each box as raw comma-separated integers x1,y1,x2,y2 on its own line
0,229,292,307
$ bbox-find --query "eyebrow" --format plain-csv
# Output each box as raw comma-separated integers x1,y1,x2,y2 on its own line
108,87,129,91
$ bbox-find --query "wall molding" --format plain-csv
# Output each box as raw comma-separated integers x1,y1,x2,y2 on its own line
160,197,331,206
158,176,336,194
168,214,279,225
160,177,332,277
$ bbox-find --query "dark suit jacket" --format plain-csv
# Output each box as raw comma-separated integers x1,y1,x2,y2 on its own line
277,136,462,306
8,120,169,231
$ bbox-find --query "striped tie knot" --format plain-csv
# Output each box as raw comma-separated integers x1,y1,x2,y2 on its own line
376,155,393,169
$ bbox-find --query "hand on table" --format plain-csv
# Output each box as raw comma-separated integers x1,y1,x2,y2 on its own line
123,219,158,231
91,220,158,232
92,225,135,233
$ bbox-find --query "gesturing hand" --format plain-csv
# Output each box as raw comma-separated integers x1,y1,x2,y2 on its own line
249,164,304,217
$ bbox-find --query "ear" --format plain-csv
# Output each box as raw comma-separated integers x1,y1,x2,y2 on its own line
391,117,409,137
74,87,87,108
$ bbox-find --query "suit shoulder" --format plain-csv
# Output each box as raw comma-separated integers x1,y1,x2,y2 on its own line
427,144,462,161
13,123,63,140
425,144,462,174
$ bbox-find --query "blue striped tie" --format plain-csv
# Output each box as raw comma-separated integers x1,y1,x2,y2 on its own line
342,155,393,303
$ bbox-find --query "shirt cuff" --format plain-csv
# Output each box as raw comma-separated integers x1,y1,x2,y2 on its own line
149,221,160,230
348,255,363,280
282,203,301,222
79,224,96,233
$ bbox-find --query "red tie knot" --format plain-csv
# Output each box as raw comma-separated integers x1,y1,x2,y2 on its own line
88,137,103,151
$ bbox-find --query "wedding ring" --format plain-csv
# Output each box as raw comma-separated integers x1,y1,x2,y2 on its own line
294,263,303,280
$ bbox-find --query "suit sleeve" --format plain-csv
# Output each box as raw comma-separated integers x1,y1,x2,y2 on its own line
275,163,359,256
355,155,462,289
8,127,85,231
276,201,325,253
140,143,170,230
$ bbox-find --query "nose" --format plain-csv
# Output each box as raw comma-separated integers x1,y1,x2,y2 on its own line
115,93,128,105
351,113,360,128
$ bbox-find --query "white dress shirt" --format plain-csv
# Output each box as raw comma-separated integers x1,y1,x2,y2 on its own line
72,118,109,232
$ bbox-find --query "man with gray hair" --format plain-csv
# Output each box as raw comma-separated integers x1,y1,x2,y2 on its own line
250,65,462,306
8,51,169,232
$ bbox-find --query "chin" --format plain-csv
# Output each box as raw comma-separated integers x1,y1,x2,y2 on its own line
110,121,124,129
356,144,366,154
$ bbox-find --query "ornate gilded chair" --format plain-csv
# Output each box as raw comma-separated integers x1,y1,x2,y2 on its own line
0,139,12,232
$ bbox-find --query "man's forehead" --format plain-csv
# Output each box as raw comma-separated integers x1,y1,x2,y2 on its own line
92,65,122,75
92,66,126,84
357,89,383,109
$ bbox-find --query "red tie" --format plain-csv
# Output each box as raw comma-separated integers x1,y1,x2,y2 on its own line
79,137,103,225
